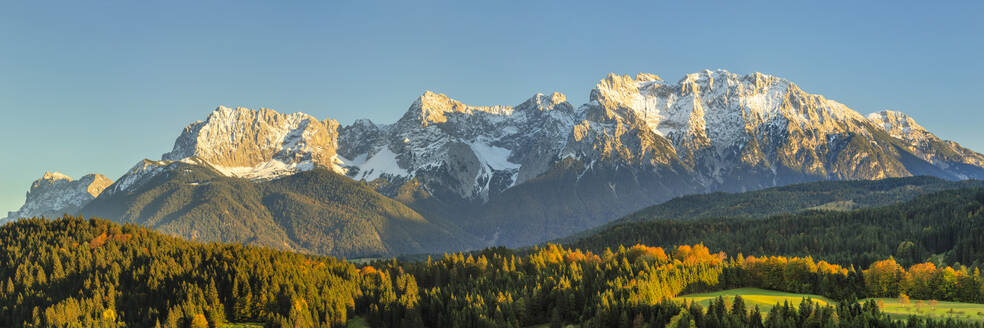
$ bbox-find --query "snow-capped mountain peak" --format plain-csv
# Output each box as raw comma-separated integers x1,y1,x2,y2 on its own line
161,105,345,180
105,159,174,195
403,91,513,126
3,172,113,222
338,90,578,201
867,110,929,140
36,171,72,185
8,69,984,250
865,110,984,169
516,92,572,113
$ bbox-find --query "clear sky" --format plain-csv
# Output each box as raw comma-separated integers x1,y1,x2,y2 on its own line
2,1,983,214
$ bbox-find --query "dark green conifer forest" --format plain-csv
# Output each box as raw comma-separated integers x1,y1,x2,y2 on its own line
3,187,984,327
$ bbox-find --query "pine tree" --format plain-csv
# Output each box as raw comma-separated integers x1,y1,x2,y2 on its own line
749,306,764,328
632,313,645,328
205,281,225,326
189,313,209,328
731,295,747,324
51,254,65,279
549,308,562,328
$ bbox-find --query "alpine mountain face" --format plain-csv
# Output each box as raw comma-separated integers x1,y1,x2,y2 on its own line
162,105,345,179
336,70,984,246
338,91,578,203
3,172,113,223
9,69,984,253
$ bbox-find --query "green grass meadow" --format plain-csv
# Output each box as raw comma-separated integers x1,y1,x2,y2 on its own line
676,288,833,312
230,290,984,327
677,288,984,323
865,298,984,322
219,323,263,328
345,316,370,328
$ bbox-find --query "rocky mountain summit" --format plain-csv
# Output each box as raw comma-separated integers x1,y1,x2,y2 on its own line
867,110,984,177
338,90,577,202
7,69,984,254
563,71,960,188
330,70,984,246
3,172,112,222
98,106,348,197
162,105,345,178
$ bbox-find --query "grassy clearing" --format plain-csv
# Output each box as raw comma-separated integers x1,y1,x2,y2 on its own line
228,293,984,327
808,200,856,211
864,298,984,322
678,288,984,323
676,288,832,313
346,316,370,328
347,257,383,265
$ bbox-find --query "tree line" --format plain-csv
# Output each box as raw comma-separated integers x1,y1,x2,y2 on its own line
2,215,984,327
359,243,984,328
569,188,984,268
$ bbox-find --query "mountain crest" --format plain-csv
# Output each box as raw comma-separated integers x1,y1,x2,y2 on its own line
9,69,984,251
4,172,113,222
35,171,72,185
516,92,572,112
405,91,513,126
867,110,929,140
162,105,344,180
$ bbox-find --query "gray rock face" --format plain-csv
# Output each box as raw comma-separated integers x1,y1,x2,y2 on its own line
338,91,578,202
4,172,113,222
338,119,385,160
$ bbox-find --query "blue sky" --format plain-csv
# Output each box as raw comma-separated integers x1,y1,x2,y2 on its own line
1,1,982,213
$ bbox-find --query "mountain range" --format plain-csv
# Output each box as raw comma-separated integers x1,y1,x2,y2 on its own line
6,69,984,257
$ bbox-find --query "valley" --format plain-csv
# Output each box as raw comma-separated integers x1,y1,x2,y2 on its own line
5,203,984,327
5,71,984,327
7,1,983,327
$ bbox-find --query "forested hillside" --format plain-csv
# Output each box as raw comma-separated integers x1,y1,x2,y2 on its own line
79,165,476,258
568,188,984,267
614,176,984,223
4,216,984,327
0,217,361,327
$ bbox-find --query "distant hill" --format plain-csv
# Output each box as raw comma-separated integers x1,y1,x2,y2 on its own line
0,216,363,327
565,187,984,267
616,176,984,223
79,164,478,258
561,176,984,242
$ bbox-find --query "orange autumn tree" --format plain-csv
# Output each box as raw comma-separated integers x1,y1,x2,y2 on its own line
864,259,905,297
673,244,724,266
627,244,669,264
905,262,938,299
741,255,849,293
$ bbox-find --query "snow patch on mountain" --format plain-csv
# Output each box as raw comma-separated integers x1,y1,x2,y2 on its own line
211,160,318,180
867,110,927,141
467,140,520,171
339,91,577,201
107,159,172,194
866,110,984,168
343,146,408,181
